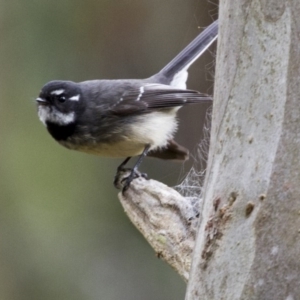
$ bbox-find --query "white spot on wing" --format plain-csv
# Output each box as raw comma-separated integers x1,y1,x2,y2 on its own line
51,89,65,96
111,97,123,108
69,94,80,101
136,86,145,101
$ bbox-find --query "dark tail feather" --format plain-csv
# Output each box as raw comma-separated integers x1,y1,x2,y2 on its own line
159,20,218,80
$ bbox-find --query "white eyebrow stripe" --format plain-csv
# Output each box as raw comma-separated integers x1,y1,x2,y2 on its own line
51,89,65,95
69,95,80,101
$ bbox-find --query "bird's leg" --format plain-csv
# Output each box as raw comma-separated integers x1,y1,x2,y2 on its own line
121,145,150,192
114,157,132,189
117,156,132,172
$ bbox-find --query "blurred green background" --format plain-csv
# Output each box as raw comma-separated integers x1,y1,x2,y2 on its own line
0,1,217,299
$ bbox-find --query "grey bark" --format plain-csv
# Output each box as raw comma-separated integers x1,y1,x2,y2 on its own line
117,173,199,281
186,0,300,299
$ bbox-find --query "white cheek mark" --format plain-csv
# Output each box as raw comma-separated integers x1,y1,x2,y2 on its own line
51,89,65,95
38,106,75,126
54,111,75,124
69,94,80,101
136,86,144,101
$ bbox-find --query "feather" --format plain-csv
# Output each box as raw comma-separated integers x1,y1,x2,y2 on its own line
110,83,211,115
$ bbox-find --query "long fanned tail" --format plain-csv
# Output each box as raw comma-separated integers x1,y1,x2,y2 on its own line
159,20,218,80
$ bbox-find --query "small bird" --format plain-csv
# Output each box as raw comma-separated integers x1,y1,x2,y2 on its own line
36,20,218,190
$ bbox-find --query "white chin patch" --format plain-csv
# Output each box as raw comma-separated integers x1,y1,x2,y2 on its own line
38,106,75,126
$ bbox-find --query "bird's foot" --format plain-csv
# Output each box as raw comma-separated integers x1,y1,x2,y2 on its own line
114,167,148,192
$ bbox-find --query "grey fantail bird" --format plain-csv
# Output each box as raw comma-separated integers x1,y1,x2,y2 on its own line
36,20,218,190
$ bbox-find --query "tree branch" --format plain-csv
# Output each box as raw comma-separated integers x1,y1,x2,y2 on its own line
117,173,199,281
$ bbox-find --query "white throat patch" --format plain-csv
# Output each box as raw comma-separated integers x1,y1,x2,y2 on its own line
38,106,75,126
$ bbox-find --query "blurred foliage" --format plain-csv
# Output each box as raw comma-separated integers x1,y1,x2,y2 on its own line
0,1,217,299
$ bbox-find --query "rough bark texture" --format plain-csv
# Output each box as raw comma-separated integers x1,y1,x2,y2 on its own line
117,173,199,281
186,1,300,299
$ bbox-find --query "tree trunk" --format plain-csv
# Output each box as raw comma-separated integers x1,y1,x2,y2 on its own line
186,0,300,299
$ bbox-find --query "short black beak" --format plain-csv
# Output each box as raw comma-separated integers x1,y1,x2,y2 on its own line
36,97,49,106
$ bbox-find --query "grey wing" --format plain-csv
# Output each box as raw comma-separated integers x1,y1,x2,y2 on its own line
110,83,212,115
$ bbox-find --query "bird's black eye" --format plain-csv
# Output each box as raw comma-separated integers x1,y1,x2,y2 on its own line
54,95,66,103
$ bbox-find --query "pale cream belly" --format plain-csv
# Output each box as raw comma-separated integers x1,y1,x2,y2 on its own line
60,110,179,158
78,140,146,158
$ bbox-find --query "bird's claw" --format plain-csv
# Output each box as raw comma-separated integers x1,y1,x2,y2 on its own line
114,167,148,192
